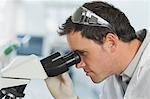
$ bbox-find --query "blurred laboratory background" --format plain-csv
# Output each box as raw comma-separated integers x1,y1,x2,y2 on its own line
0,0,149,99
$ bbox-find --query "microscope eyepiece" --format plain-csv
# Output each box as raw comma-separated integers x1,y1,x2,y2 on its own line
63,51,81,67
40,51,81,77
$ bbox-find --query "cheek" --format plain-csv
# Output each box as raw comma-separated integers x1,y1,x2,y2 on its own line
85,57,102,72
89,54,111,72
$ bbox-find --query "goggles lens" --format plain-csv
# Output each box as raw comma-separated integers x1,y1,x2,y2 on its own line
71,6,112,28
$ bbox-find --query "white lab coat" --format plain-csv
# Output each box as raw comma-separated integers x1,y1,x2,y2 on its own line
100,37,150,99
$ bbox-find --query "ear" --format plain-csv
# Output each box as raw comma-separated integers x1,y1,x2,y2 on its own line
103,33,119,53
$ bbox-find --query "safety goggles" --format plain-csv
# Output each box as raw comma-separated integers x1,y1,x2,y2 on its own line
71,6,112,29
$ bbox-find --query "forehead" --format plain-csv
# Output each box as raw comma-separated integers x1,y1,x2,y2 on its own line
67,31,99,51
67,32,83,50
67,31,83,43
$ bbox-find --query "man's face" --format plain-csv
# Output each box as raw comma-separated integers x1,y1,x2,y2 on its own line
67,31,115,83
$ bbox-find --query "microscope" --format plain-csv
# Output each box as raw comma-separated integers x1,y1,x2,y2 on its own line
0,51,81,99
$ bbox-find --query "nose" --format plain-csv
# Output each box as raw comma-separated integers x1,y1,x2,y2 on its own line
76,59,86,69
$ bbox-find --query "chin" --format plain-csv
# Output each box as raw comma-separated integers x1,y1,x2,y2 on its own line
90,77,102,83
90,76,106,83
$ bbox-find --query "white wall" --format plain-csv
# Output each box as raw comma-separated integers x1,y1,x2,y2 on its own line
0,0,17,45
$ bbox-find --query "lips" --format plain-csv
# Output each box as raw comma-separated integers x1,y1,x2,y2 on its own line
83,69,92,76
84,70,91,73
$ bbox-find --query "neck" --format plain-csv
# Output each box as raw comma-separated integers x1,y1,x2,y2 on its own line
117,39,141,75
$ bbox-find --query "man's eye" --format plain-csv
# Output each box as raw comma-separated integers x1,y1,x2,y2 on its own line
74,50,87,57
79,52,87,56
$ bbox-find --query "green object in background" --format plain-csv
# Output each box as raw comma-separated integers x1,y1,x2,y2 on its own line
4,44,18,56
